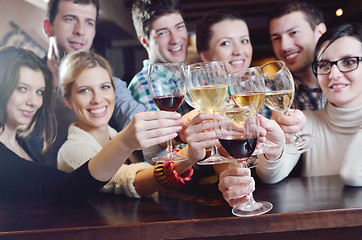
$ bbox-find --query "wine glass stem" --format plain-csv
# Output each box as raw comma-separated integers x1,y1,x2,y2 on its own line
166,139,174,154
239,159,258,207
210,145,220,157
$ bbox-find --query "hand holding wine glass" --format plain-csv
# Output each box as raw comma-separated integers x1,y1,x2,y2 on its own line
214,104,272,217
148,63,188,162
261,61,314,154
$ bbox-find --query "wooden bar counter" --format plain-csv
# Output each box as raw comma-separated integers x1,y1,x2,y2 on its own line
0,175,361,239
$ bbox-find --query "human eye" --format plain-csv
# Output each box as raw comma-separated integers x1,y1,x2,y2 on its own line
157,30,169,38
78,88,90,94
101,83,112,90
271,36,280,42
176,23,185,30
36,89,44,96
87,20,95,27
340,57,357,68
17,86,26,93
64,16,75,23
220,40,230,47
317,61,331,72
241,38,249,44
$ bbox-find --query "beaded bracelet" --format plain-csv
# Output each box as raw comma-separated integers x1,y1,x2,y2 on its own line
153,162,193,187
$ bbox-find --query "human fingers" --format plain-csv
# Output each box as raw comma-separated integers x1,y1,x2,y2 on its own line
218,167,253,191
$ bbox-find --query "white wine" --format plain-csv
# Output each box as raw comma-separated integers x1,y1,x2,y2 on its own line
264,90,294,112
189,85,228,112
232,92,265,110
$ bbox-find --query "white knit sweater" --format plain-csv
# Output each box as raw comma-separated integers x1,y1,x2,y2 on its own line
257,103,362,187
57,123,152,198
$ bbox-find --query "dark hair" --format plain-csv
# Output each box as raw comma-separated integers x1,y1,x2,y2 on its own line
312,22,362,75
196,10,246,53
0,46,55,152
47,0,100,25
132,0,183,39
269,0,324,30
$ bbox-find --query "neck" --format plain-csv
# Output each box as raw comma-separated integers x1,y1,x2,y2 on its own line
293,68,319,89
0,124,17,145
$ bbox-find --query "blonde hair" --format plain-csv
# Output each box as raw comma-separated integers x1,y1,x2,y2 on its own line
59,50,114,101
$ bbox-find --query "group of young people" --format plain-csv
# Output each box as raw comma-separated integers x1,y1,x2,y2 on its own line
0,0,361,209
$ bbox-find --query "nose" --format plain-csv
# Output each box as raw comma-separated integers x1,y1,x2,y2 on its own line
73,21,85,36
169,30,182,44
232,42,244,56
280,36,293,52
328,64,343,79
90,90,102,104
26,92,42,108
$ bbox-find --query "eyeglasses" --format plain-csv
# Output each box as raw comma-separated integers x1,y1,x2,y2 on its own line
313,56,362,75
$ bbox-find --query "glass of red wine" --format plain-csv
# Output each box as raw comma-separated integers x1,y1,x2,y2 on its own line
214,104,272,217
148,62,188,162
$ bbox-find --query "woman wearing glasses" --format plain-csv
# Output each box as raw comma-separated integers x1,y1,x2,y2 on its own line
253,22,362,187
219,23,361,208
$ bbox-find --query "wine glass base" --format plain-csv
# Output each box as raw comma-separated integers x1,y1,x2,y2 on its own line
152,152,189,163
232,201,273,217
286,134,315,155
197,155,233,165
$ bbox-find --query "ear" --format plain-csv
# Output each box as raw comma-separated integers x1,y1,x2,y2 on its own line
199,52,211,62
43,19,53,38
64,98,74,110
314,23,327,40
138,35,149,49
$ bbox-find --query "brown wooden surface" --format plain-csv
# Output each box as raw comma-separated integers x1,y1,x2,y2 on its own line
0,175,361,240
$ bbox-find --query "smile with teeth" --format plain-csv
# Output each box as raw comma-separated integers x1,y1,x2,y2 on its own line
285,52,298,59
331,84,347,89
170,46,182,52
90,107,106,114
230,60,245,65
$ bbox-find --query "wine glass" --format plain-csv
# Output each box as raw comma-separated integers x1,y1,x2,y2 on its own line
214,104,273,217
261,60,314,154
229,66,266,156
148,62,188,162
186,61,232,165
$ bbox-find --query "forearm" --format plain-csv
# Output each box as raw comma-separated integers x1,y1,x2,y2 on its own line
256,150,300,184
88,134,133,182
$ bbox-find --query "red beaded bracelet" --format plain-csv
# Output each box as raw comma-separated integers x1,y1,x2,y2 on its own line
163,162,193,187
153,162,193,188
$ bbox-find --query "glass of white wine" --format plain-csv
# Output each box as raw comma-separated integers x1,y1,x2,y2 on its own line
261,60,314,154
148,62,188,162
214,104,273,217
186,61,232,165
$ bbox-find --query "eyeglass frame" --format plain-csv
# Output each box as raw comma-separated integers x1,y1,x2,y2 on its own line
312,56,362,75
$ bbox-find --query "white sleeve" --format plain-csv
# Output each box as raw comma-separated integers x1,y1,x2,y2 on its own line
57,141,96,172
256,150,301,184
340,131,362,187
101,162,153,198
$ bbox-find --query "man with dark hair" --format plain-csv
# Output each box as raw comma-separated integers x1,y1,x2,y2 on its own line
27,0,148,167
269,0,327,111
128,0,190,113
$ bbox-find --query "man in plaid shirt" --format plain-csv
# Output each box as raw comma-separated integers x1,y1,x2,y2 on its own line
268,0,328,111
129,0,193,115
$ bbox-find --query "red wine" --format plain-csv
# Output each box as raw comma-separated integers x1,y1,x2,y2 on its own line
219,136,258,159
153,94,184,111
